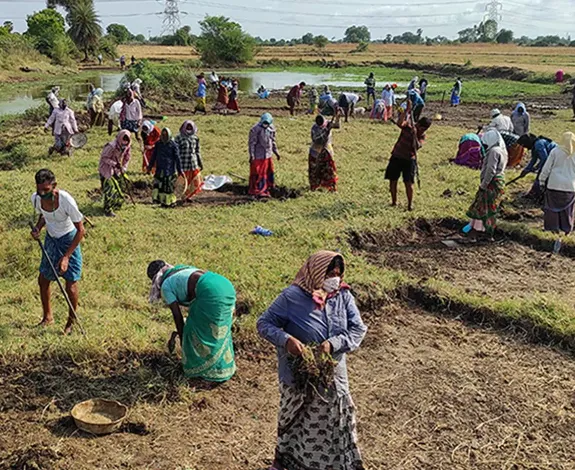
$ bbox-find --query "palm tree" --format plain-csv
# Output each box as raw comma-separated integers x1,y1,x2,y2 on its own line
67,0,102,61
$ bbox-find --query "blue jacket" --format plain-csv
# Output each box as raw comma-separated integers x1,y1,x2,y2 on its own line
524,139,557,174
257,284,367,396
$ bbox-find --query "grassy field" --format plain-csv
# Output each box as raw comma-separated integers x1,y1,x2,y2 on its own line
120,43,575,74
2,72,575,467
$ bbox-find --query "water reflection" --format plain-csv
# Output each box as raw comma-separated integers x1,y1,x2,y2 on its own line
0,73,124,117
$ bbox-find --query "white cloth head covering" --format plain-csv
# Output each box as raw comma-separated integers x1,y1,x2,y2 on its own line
560,131,575,156
149,264,174,303
481,129,505,151
490,108,501,118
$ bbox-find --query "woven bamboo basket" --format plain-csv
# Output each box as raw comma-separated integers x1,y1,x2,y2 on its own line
71,398,128,435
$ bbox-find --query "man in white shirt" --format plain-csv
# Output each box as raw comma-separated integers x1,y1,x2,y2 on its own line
338,92,363,122
30,169,85,334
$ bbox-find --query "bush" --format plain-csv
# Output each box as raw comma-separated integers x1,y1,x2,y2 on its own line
124,61,197,100
0,143,32,171
195,16,255,65
51,35,78,66
0,34,45,70
98,35,118,60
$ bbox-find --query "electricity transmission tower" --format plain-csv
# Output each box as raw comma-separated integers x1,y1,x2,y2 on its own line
159,0,183,36
485,0,503,22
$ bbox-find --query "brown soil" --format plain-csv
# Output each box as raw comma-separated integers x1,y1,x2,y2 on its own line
2,304,575,469
350,218,575,306
87,180,302,208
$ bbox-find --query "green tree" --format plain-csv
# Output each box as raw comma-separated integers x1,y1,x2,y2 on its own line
344,25,370,43
496,29,514,44
25,8,66,56
67,0,102,60
107,23,134,44
195,16,256,64
3,21,13,33
313,35,328,50
478,19,498,42
135,34,146,43
457,26,478,43
301,33,314,45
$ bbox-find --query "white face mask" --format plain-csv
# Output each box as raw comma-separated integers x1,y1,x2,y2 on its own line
322,276,341,293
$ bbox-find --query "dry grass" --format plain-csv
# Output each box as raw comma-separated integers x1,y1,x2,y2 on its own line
120,43,575,74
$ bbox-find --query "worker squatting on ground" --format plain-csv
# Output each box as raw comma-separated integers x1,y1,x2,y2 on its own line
30,169,85,334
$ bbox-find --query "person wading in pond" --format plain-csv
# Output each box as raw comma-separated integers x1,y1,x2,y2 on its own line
99,130,132,217
248,113,281,198
257,251,367,470
147,128,184,208
30,169,85,334
385,99,432,211
147,260,237,382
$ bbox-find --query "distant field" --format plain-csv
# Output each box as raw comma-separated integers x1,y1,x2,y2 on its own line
119,43,575,74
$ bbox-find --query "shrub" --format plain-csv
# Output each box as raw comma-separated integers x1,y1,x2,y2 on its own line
0,143,32,171
124,61,197,100
195,16,256,65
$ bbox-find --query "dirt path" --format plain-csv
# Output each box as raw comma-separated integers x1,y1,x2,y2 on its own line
2,303,575,469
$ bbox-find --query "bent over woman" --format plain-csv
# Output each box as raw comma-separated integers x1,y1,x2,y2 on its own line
309,114,339,191
258,251,367,470
148,260,237,382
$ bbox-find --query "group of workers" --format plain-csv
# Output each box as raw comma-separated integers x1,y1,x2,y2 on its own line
31,70,575,470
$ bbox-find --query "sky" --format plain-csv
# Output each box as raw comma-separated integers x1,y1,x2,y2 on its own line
0,0,573,40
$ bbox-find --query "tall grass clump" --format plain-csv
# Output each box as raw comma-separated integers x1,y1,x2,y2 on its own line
125,60,197,99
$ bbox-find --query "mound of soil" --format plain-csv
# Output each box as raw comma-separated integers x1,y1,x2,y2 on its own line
2,444,61,470
350,218,575,305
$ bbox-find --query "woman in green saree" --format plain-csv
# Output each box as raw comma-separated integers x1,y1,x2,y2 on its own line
147,260,236,382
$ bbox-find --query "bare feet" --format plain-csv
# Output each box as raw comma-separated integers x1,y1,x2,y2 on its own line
407,205,413,211
168,331,179,354
64,318,74,335
37,318,54,327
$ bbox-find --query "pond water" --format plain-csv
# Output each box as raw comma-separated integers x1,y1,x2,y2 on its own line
0,70,409,116
0,72,125,117
230,70,408,93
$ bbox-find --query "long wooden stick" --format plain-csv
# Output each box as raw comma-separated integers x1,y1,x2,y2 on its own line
29,222,86,335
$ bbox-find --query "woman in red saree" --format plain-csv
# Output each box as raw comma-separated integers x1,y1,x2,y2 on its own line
248,113,281,198
141,121,161,173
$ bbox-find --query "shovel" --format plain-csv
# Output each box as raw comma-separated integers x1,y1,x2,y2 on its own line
29,222,86,335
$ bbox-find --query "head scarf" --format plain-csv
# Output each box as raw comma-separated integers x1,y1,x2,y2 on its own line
133,78,143,86
95,88,104,97
260,113,273,126
115,129,132,150
559,131,575,155
52,86,60,93
481,129,504,151
149,263,174,303
142,120,153,133
179,120,198,136
490,108,501,119
293,251,348,308
513,102,526,115
161,127,172,143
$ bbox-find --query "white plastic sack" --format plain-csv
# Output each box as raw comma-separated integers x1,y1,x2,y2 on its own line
203,175,233,191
